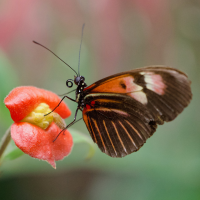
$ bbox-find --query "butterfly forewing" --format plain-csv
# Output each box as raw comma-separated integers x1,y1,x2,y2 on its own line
82,66,192,157
84,66,192,123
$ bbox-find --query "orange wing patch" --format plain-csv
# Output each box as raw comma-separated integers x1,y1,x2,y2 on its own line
89,75,147,104
90,75,140,93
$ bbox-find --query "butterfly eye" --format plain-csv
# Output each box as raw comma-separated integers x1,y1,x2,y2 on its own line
66,79,73,88
81,76,85,81
74,76,81,85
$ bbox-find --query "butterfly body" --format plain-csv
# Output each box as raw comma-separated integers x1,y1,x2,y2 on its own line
69,66,192,157
73,76,87,109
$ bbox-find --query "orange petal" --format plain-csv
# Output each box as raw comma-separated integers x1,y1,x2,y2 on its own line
4,86,71,122
11,122,73,168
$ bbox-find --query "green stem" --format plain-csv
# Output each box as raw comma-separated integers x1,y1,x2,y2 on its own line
0,126,11,159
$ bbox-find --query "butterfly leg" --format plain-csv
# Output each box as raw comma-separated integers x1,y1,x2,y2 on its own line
45,95,76,116
66,107,79,128
53,107,81,142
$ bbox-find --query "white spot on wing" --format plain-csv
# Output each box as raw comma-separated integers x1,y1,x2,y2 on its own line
123,76,142,92
123,77,147,104
130,91,147,104
144,73,166,95
140,72,153,75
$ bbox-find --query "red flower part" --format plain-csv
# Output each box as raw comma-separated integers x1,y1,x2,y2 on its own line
11,122,73,168
4,86,73,168
4,86,71,122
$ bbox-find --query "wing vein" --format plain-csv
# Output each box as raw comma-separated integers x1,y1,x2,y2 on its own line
125,120,145,139
102,120,117,156
88,117,97,143
118,120,138,149
91,118,107,153
111,121,127,154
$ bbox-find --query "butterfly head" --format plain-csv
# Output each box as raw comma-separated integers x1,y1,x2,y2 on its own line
66,76,86,89
74,76,85,85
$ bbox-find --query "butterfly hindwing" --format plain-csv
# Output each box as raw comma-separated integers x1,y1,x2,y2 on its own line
83,94,157,157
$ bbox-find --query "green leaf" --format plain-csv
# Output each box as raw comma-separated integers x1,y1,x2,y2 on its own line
69,128,96,159
0,134,24,162
0,50,19,129
3,148,24,160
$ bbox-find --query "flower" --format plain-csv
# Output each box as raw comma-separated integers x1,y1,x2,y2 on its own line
4,86,73,168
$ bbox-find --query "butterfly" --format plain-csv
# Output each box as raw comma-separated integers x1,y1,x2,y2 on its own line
33,27,192,158
70,66,192,157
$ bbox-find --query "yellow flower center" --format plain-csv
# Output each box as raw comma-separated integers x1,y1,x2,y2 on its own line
20,103,66,130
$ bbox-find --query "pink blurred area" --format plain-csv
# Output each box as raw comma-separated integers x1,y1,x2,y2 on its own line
0,0,173,86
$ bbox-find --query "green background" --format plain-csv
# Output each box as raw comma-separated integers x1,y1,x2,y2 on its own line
0,1,200,200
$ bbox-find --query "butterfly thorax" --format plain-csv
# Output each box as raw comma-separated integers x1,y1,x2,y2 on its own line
74,76,87,109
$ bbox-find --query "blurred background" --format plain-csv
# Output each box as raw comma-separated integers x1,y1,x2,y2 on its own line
0,0,200,200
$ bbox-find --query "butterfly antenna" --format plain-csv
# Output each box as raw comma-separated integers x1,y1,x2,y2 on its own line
33,41,78,76
78,23,85,76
